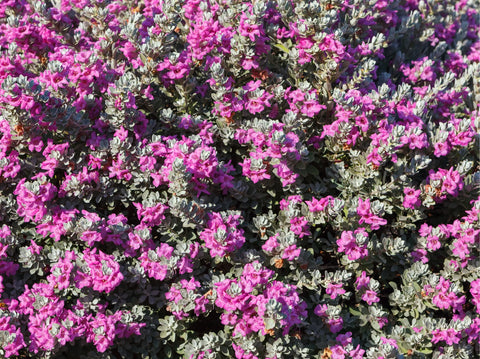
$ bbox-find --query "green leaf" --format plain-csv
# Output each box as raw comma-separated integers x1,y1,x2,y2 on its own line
274,42,290,53
264,318,276,330
371,319,381,331
397,341,410,354
417,348,433,354
349,307,361,316
412,281,421,292
411,308,419,319
267,189,276,197
159,330,170,339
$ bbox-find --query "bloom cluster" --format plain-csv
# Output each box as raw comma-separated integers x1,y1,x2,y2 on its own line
199,212,245,258
215,262,306,342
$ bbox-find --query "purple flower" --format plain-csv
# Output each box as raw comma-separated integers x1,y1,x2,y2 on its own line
336,332,352,346
314,304,328,317
328,317,344,333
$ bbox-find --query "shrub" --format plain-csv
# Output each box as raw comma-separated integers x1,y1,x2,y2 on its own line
0,0,479,358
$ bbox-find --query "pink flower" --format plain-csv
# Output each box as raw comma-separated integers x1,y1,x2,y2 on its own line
403,187,421,209
357,198,371,216
133,202,168,226
290,216,310,238
419,223,432,237
337,229,368,260
355,271,371,290
436,276,451,292
441,167,463,196
380,337,398,348
362,290,380,305
199,212,245,258
243,80,262,92
282,244,301,261
48,251,76,290
194,295,210,316
262,234,279,252
239,14,262,41
108,155,132,181
407,132,428,149
214,279,245,312
330,345,347,359
114,126,128,141
76,249,123,293
431,328,461,345
364,214,387,230
306,196,331,212
240,261,273,293
300,100,325,117
120,41,138,61
2,326,26,358
81,230,103,246
138,244,173,281
470,279,480,313
426,235,441,251
177,257,194,274
366,148,383,166
434,141,451,157
221,312,238,325
273,161,298,186
240,158,270,183
245,97,266,114
326,283,346,300
377,316,388,329
241,56,259,70
349,345,366,359
432,292,451,309
165,286,183,304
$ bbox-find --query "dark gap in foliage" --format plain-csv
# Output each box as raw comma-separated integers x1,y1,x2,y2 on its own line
188,311,223,334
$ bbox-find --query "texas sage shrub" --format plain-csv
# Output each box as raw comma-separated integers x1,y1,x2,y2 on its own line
0,0,479,358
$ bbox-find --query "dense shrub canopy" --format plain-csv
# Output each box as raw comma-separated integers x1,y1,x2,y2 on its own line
0,0,479,358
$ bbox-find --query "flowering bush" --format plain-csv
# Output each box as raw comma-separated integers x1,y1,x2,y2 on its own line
0,0,479,358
